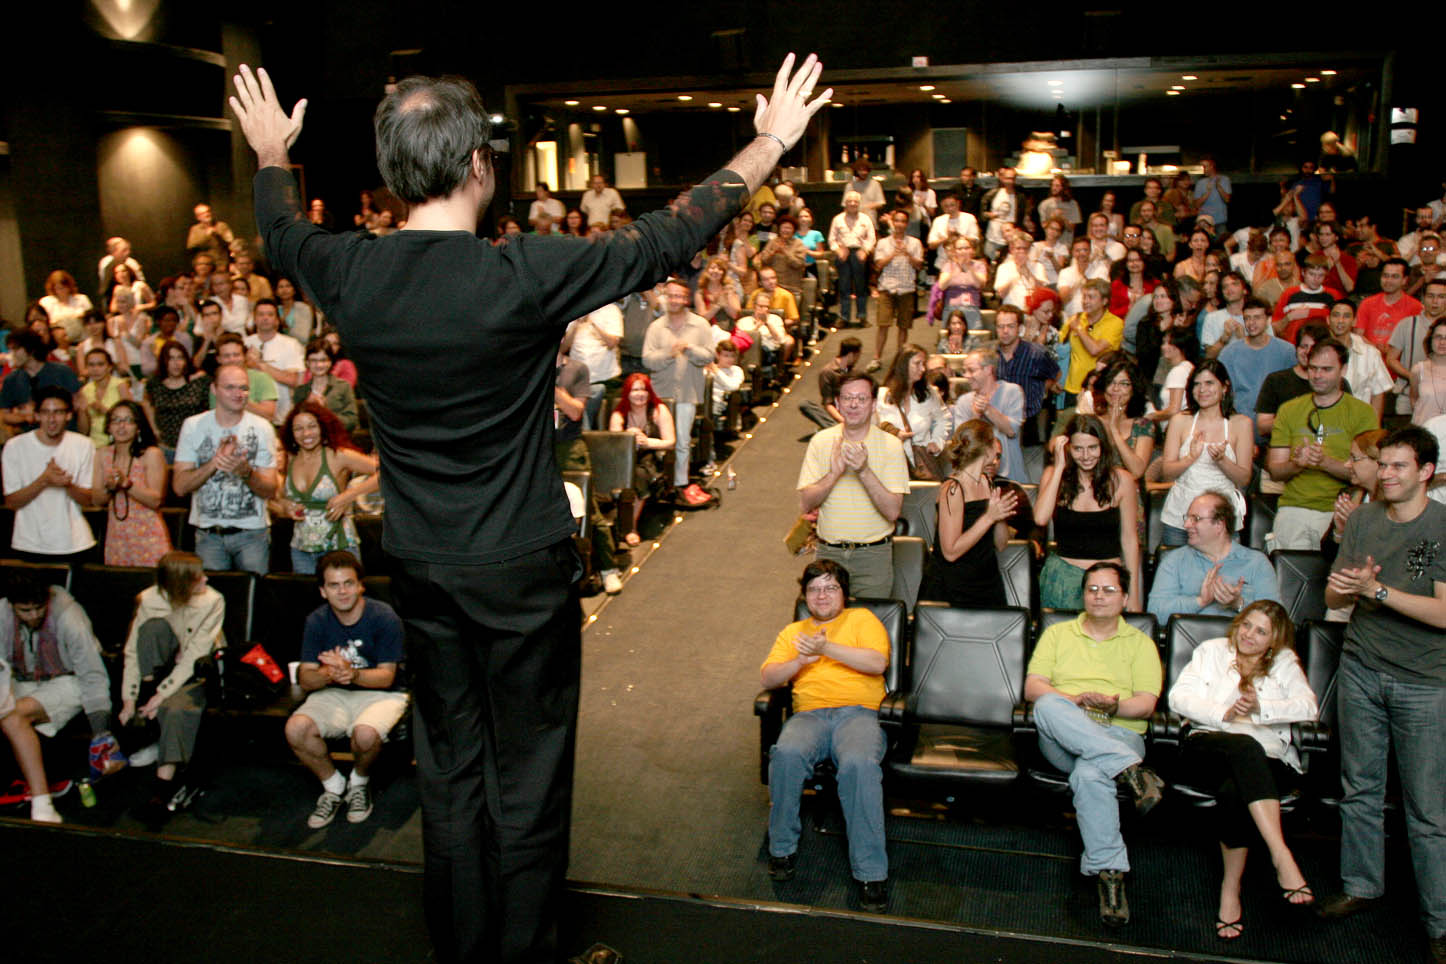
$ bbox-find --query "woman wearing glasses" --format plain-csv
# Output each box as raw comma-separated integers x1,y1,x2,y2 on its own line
1168,600,1318,939
1035,414,1141,612
92,400,171,567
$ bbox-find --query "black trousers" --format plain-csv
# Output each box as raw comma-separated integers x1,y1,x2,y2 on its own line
395,539,583,964
1181,730,1296,849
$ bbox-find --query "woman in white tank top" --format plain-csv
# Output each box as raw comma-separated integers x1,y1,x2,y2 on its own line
1159,359,1255,546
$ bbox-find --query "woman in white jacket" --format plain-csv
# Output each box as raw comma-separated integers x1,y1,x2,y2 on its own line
1168,599,1318,940
875,345,951,478
118,551,226,820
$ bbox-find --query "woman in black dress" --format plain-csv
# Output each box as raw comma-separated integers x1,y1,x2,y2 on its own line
920,418,1017,607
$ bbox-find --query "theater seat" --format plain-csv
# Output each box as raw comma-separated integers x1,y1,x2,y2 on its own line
70,564,158,655
889,536,926,614
879,604,1030,789
0,558,71,592
1294,620,1344,798
754,597,907,786
581,431,637,502
1272,549,1330,626
1148,613,1238,746
899,482,940,550
999,540,1033,612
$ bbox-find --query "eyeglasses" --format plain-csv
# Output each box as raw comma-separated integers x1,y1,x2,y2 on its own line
838,393,872,404
1183,513,1219,525
1085,585,1122,595
805,583,842,595
108,416,136,425
1123,232,1142,239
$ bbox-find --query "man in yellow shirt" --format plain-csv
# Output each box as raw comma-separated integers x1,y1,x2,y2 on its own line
1060,278,1123,401
762,560,891,912
1025,561,1163,927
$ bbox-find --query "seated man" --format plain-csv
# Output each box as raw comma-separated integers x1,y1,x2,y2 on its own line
1025,561,1164,926
1148,492,1279,622
0,574,118,823
285,551,407,828
763,560,890,912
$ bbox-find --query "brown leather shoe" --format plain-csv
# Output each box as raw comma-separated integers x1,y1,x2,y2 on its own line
1098,870,1129,927
1315,892,1380,920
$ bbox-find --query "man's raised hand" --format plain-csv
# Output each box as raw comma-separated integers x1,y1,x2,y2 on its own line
229,65,308,169
754,53,832,151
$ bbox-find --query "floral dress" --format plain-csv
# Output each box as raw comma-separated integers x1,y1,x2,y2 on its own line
287,448,360,554
100,447,171,567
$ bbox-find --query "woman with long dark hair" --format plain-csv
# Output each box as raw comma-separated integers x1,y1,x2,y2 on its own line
875,344,950,478
92,399,171,567
1168,600,1318,939
1034,414,1141,611
273,399,379,573
1092,358,1154,479
609,372,674,547
274,276,315,342
1158,359,1253,546
141,339,210,463
920,419,1016,607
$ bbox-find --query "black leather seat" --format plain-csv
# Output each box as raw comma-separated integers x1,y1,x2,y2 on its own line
999,540,1034,612
754,597,907,785
0,558,71,591
1294,620,1344,798
889,535,926,614
561,470,593,541
899,482,940,552
879,604,1030,788
581,430,637,502
1272,549,1331,626
70,564,160,655
1247,494,1278,552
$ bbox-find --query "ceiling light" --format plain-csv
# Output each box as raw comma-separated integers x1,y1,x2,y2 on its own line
1171,85,1185,91
830,102,843,108
677,95,692,101
1166,90,1180,96
1047,80,1063,87
1305,77,1320,83
1181,74,1198,81
726,106,741,112
931,93,945,99
1291,83,1306,89
489,113,504,124
1279,114,1288,120
1320,69,1337,76
918,85,935,92
564,100,579,106
939,99,952,104
614,108,629,115
592,105,608,111
707,102,722,108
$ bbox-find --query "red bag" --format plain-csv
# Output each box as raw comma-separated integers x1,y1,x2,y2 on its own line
240,644,285,684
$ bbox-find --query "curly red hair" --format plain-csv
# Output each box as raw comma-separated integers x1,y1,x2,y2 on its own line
613,372,662,418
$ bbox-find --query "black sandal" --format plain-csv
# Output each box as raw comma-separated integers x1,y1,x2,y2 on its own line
1282,884,1315,906
1216,917,1244,940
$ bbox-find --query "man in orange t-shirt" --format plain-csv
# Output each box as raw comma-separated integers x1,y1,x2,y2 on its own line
1356,258,1421,352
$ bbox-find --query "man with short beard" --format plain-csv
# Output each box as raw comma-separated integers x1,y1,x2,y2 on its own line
1357,258,1421,353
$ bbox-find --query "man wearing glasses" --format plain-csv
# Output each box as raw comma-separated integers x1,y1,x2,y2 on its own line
1147,491,1278,622
1267,339,1378,549
762,560,891,912
797,372,909,599
1,387,95,563
1025,561,1163,927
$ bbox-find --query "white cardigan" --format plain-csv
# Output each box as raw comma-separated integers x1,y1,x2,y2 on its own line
1167,636,1318,772
874,385,951,465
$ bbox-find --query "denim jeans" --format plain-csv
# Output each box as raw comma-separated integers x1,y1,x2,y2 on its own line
1338,653,1446,937
836,249,868,322
195,527,270,574
291,544,359,575
672,401,696,486
1032,693,1145,875
768,704,888,882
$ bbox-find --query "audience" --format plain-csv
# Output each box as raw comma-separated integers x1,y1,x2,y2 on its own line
292,339,359,433
642,279,714,505
876,346,950,480
953,349,1025,482
1148,491,1278,621
610,372,675,548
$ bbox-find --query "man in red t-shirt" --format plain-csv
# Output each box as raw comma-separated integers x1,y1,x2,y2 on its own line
1356,258,1421,351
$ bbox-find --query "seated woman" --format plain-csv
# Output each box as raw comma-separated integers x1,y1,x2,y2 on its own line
1151,327,1194,424
141,339,210,463
274,276,315,343
609,372,675,547
935,313,970,355
293,338,360,434
1159,359,1254,546
118,551,226,824
1092,358,1155,479
876,345,951,480
272,400,380,574
92,400,171,567
76,346,134,447
1168,600,1318,939
920,419,1017,607
1035,415,1141,611
321,331,358,387
695,255,742,327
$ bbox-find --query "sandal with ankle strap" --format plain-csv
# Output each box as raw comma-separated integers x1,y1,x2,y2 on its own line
1282,884,1315,906
1216,917,1244,940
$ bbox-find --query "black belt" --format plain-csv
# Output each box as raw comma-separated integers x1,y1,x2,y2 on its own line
819,536,892,550
200,526,249,536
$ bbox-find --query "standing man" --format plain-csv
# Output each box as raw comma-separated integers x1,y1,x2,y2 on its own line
954,349,1025,482
1,387,95,564
185,202,235,269
1193,156,1231,236
1085,212,1125,267
528,183,565,231
244,299,306,425
994,305,1059,452
1267,340,1378,549
643,278,715,505
173,364,279,574
955,166,984,221
1321,427,1446,964
1357,258,1421,354
980,167,1020,261
1059,280,1122,403
1325,299,1393,422
1220,298,1298,425
1025,561,1164,927
870,209,924,370
1387,279,1446,418
842,158,885,227
1201,271,1249,360
0,331,82,435
829,191,876,327
797,371,908,599
763,560,891,911
231,55,830,964
578,173,624,228
926,192,980,273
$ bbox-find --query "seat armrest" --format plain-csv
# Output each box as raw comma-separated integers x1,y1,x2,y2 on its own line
756,687,790,784
1293,720,1333,753
1149,711,1185,743
755,687,789,719
877,689,909,727
1011,700,1036,735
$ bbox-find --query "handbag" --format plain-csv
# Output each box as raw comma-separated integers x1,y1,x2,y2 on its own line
910,444,945,481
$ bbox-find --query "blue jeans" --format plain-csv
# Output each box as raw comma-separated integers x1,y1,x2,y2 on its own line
195,527,270,575
672,401,696,486
768,704,887,882
1032,693,1145,875
836,249,868,322
1338,654,1446,937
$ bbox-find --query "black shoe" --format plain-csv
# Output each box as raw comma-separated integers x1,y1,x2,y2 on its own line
857,879,888,913
767,854,796,881
1316,892,1380,920
1098,870,1129,927
1115,764,1164,815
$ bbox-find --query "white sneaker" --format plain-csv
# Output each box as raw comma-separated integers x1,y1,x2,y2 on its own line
307,790,344,829
601,570,623,595
30,798,61,824
128,743,160,767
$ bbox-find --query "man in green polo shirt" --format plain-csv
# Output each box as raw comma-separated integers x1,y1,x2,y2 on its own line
1025,561,1163,927
1267,338,1378,549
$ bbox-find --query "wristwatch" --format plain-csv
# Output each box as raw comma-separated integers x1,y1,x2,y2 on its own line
1374,584,1388,603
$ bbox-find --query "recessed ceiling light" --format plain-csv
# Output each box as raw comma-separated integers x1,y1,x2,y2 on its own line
1166,90,1180,96
614,108,629,115
1171,85,1185,91
918,85,935,92
1181,74,1198,81
830,102,843,108
1279,114,1288,120
939,99,952,104
1047,80,1063,87
564,100,579,106
931,93,945,99
707,102,722,108
1291,83,1306,89
592,105,608,111
1320,69,1337,76
1305,77,1320,83
727,106,741,112
677,95,692,101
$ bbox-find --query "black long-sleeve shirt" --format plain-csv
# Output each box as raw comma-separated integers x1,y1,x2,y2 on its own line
256,167,748,564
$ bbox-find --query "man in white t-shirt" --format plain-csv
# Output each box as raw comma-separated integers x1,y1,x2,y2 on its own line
1201,271,1249,359
567,302,623,428
244,299,305,424
1085,213,1125,268
1326,299,1393,421
579,174,623,228
927,193,980,272
1057,239,1107,319
528,183,566,231
1,387,96,562
173,364,279,574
